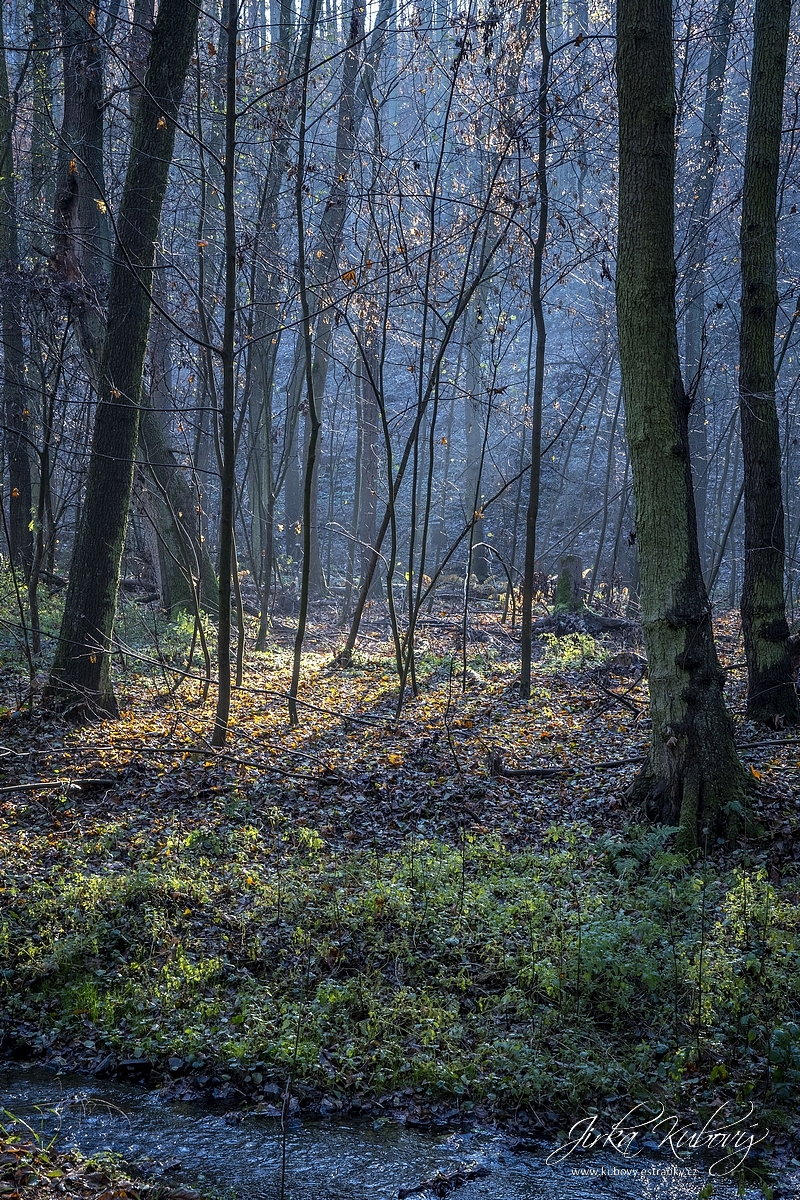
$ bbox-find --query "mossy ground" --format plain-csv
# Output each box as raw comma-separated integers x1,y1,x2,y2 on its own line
0,584,798,1169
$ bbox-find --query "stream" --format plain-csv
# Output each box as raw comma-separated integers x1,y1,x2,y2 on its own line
0,1067,782,1199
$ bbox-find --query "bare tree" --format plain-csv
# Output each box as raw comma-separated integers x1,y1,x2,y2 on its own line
47,0,201,712
738,0,798,725
616,0,744,848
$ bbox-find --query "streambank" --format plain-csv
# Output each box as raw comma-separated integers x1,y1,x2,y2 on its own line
0,1066,785,1200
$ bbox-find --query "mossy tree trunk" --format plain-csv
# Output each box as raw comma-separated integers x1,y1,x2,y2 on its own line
47,0,200,712
738,0,798,726
616,0,745,849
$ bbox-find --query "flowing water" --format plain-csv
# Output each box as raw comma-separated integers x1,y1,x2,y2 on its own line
0,1067,785,1199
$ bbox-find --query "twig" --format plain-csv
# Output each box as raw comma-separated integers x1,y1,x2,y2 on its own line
0,778,110,793
735,738,800,751
591,682,641,715
487,747,568,778
591,755,646,769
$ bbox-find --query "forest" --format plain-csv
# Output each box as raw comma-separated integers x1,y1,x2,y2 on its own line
0,0,799,1196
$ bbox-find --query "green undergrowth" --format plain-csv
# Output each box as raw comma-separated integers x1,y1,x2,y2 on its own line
2,810,799,1117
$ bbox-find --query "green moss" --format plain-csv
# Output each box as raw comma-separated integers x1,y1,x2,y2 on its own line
2,817,798,1113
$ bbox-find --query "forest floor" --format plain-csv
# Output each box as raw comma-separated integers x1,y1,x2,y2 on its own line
1,596,799,1187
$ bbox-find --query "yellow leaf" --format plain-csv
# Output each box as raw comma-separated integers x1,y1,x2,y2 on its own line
156,115,167,130
387,753,402,765
94,197,107,214
749,765,762,781
341,268,357,284
184,908,192,915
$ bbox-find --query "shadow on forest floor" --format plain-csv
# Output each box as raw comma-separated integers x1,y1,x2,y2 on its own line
0,604,798,1179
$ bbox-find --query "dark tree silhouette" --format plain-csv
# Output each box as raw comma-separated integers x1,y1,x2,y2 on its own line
47,0,201,712
616,0,745,848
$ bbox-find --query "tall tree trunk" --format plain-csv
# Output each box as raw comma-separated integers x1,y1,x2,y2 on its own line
464,284,489,583
684,0,735,575
47,0,201,712
30,0,55,218
282,0,393,598
0,8,34,575
616,0,744,849
211,0,239,748
128,0,155,122
520,0,549,701
738,0,798,725
53,0,111,373
357,315,381,594
138,395,219,616
288,0,323,725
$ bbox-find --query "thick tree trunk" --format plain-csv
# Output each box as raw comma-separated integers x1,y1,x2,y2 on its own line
47,0,200,712
554,556,583,613
738,0,798,726
0,11,34,574
616,0,745,848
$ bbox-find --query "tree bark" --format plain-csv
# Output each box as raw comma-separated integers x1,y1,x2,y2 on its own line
738,0,798,725
683,0,735,575
53,0,111,373
0,8,34,574
211,0,239,748
30,0,55,218
464,284,489,583
616,0,745,848
357,315,381,595
138,394,218,616
47,0,201,712
519,0,549,701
